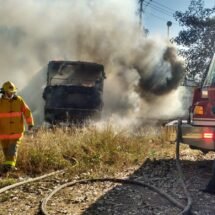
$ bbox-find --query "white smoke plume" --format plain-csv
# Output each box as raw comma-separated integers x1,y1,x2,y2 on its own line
0,0,185,126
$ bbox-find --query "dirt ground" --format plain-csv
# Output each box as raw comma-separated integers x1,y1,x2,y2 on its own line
0,146,215,215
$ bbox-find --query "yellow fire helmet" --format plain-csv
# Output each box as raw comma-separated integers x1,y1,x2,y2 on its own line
2,81,17,93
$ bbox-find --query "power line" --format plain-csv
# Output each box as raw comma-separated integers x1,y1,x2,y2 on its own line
150,2,174,15
148,12,169,22
143,12,179,38
139,0,153,13
139,0,178,28
152,0,176,13
144,0,153,9
141,1,180,37
145,12,178,26
143,2,174,18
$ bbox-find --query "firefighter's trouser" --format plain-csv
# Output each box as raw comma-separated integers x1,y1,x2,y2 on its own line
0,139,20,167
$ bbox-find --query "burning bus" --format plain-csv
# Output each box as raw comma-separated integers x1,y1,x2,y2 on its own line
42,61,105,124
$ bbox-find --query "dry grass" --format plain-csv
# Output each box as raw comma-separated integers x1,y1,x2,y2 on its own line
0,125,177,177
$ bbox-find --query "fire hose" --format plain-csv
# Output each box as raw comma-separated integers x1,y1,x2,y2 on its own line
40,178,185,215
0,170,65,194
176,119,192,215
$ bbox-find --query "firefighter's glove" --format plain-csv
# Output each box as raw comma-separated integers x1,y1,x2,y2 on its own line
28,125,34,131
27,125,34,138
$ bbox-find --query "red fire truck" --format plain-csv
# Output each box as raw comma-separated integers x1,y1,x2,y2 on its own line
180,54,215,152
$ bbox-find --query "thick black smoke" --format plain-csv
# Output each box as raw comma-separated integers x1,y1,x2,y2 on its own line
135,47,184,100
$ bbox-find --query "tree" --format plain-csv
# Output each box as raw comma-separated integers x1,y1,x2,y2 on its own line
174,0,215,79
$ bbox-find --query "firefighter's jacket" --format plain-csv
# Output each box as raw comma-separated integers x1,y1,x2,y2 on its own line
0,95,34,140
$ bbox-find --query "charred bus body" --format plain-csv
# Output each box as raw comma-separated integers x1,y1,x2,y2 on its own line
43,61,105,124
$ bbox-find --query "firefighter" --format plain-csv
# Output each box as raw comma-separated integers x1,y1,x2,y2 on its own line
0,81,34,174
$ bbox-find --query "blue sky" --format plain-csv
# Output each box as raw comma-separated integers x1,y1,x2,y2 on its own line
143,0,214,38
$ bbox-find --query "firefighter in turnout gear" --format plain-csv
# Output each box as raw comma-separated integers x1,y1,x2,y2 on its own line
0,81,34,174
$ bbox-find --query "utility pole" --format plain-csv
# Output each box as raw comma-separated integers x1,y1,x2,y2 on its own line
167,21,172,38
138,0,152,26
138,0,145,26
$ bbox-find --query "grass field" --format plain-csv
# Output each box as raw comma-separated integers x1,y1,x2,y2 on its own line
0,125,177,178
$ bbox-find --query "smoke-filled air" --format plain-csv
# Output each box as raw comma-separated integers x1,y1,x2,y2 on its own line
0,0,186,126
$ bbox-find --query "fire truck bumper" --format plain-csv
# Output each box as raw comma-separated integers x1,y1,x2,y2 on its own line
181,124,215,151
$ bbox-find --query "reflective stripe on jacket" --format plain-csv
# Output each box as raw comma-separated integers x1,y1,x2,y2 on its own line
0,95,34,140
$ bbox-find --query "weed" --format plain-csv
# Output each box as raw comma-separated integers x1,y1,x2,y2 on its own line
0,125,176,177
0,178,16,189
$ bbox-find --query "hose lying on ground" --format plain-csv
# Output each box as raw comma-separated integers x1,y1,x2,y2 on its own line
0,156,187,215
40,178,185,215
0,157,78,194
0,170,64,194
175,119,192,215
